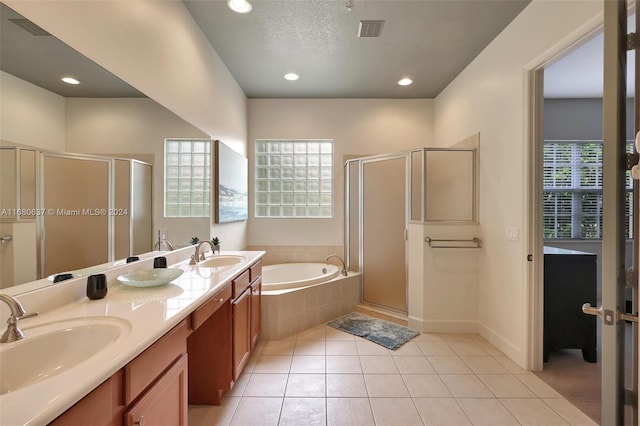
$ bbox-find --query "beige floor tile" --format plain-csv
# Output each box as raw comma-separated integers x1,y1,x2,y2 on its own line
494,356,533,375
363,374,410,397
326,340,358,355
359,355,399,374
501,398,569,425
279,398,326,426
243,373,288,397
477,341,503,356
290,355,326,374
369,397,423,426
285,373,326,397
325,326,357,341
260,339,296,355
391,341,423,356
428,356,474,375
517,374,564,398
229,397,283,426
447,341,490,356
356,340,391,355
393,356,436,374
440,375,494,398
296,325,326,341
417,341,456,356
461,356,510,374
227,373,251,396
189,397,241,426
402,374,452,398
252,355,292,373
412,333,445,342
294,339,326,355
327,398,375,426
326,355,362,374
478,374,537,398
413,397,472,426
457,398,520,426
326,374,368,397
543,398,599,426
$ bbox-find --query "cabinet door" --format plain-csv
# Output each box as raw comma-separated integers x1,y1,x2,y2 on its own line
250,278,261,349
232,289,251,381
125,354,188,426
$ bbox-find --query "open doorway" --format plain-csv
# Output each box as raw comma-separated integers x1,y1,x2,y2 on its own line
532,12,637,425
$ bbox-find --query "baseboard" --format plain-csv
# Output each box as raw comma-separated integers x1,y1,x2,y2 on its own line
477,321,524,368
408,318,481,334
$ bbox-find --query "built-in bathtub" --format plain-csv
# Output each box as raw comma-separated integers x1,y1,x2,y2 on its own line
260,263,360,340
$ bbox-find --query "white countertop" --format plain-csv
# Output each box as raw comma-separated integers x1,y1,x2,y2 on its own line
543,246,596,256
0,249,264,426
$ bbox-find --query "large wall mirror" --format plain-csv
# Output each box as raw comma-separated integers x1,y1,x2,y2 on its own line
0,2,209,292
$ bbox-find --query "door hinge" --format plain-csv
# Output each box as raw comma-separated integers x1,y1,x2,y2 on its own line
625,388,636,406
527,254,533,262
628,32,639,50
625,268,638,289
626,152,639,171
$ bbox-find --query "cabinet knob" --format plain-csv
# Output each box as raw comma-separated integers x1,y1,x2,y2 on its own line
219,298,224,303
135,415,145,426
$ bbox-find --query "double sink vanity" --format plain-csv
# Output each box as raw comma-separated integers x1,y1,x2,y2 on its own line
0,246,264,425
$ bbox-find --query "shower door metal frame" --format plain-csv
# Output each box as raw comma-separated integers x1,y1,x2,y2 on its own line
345,152,411,314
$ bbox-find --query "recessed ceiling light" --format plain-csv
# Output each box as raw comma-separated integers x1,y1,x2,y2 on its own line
284,73,300,81
398,78,413,86
62,77,80,85
227,0,252,13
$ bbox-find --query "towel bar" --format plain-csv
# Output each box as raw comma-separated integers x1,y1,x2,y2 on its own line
424,237,482,249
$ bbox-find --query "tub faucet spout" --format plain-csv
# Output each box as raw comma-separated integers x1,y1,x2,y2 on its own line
326,255,348,276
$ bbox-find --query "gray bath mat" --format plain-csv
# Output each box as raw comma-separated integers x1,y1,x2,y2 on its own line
328,312,420,350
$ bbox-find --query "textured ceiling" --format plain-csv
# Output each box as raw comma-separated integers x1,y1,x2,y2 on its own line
0,3,142,98
184,0,530,98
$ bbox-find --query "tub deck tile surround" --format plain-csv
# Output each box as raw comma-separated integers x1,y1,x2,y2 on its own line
188,322,598,426
261,272,360,340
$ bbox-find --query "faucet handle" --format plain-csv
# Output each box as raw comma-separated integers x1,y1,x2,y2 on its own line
17,311,38,321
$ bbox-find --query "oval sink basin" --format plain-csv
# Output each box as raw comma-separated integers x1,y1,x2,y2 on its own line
199,255,245,268
0,318,130,395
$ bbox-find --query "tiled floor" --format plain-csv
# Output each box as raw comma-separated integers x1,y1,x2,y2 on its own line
189,323,598,425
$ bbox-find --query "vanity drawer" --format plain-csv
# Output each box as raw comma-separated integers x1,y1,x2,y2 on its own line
125,319,188,405
250,259,262,282
192,284,232,330
232,269,250,299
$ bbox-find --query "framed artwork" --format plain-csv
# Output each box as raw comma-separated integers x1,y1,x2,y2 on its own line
215,140,248,223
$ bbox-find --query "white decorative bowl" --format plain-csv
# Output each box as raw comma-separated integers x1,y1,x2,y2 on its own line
117,268,184,288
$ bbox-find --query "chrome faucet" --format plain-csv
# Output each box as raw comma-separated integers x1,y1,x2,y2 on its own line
0,294,38,343
189,240,215,265
326,254,348,276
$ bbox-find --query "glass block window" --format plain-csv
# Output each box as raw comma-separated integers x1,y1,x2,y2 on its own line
543,140,633,239
255,139,333,218
164,138,211,217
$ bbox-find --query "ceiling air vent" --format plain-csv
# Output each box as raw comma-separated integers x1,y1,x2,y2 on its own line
9,18,51,36
358,20,384,38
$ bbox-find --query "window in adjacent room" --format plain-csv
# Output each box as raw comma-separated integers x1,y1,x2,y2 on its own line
255,139,334,218
164,138,211,217
543,139,633,239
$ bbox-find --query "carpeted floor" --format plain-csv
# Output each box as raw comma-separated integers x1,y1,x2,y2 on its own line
535,349,601,424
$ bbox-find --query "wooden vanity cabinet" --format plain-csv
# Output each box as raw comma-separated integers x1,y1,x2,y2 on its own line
187,283,232,405
232,260,262,381
49,319,189,426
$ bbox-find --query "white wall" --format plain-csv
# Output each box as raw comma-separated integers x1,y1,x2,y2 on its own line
434,0,603,365
0,71,66,151
247,98,434,246
65,98,211,248
6,0,249,251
